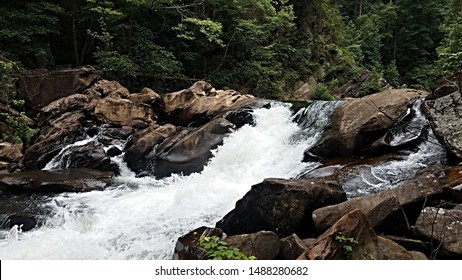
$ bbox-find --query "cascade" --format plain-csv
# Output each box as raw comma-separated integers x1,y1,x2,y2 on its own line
0,100,446,259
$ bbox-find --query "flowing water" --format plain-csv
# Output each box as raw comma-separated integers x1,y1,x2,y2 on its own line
0,101,446,259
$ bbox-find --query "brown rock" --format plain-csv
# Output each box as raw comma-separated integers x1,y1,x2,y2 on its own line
37,94,96,126
415,207,462,258
303,210,413,260
88,80,129,98
312,165,462,235
0,142,23,162
308,89,428,158
0,168,114,194
225,231,280,260
151,117,236,178
279,234,308,260
430,71,462,99
124,124,177,172
94,97,155,128
128,87,161,105
216,178,346,238
17,66,100,114
23,112,86,170
410,251,428,260
160,81,256,126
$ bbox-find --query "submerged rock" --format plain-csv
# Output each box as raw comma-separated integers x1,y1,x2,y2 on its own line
216,178,346,238
0,168,114,194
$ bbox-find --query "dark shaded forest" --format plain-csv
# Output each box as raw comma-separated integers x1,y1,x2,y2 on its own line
1,0,461,98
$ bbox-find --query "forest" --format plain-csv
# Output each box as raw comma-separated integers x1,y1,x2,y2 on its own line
1,0,461,99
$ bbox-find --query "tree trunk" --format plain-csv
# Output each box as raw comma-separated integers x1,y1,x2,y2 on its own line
72,15,80,66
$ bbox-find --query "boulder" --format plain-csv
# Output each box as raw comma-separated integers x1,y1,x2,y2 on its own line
151,117,236,178
415,207,462,258
430,71,462,99
23,112,87,170
158,81,256,126
308,89,428,158
225,231,280,260
312,165,462,235
216,178,346,238
174,227,224,260
124,124,177,173
423,90,462,163
94,97,155,128
0,168,114,194
0,142,23,162
87,80,129,98
47,142,118,173
37,94,96,126
279,234,308,260
17,66,100,115
127,87,161,106
301,210,413,260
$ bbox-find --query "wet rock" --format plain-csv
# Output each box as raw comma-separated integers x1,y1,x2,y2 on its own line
0,142,23,162
48,143,118,173
216,178,346,238
158,81,256,126
312,165,462,235
94,97,155,128
23,112,87,170
415,207,462,258
106,146,122,157
17,66,100,116
423,90,462,163
0,194,51,232
308,89,428,158
279,234,308,260
0,168,114,194
301,210,413,260
225,231,280,260
174,227,224,260
151,118,235,178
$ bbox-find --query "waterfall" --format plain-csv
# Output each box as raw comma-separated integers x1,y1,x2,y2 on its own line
0,103,333,259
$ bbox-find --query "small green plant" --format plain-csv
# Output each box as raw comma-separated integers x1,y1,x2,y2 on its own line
199,236,256,260
335,233,359,259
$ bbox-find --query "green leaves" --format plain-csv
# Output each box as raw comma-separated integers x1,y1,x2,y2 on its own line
199,236,256,260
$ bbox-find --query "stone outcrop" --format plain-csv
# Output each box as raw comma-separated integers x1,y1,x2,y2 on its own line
225,231,280,260
279,234,309,260
158,81,256,126
17,66,100,116
308,89,428,158
423,90,462,163
94,97,156,128
312,165,462,235
301,210,413,260
216,178,346,238
430,71,462,99
0,142,23,162
0,168,114,194
415,207,462,258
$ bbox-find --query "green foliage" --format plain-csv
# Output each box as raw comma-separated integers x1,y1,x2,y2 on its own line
335,233,359,260
0,60,36,146
359,70,385,96
437,0,462,74
311,83,334,101
199,236,256,260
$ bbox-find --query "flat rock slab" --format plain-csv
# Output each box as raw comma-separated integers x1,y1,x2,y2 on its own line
0,168,114,194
